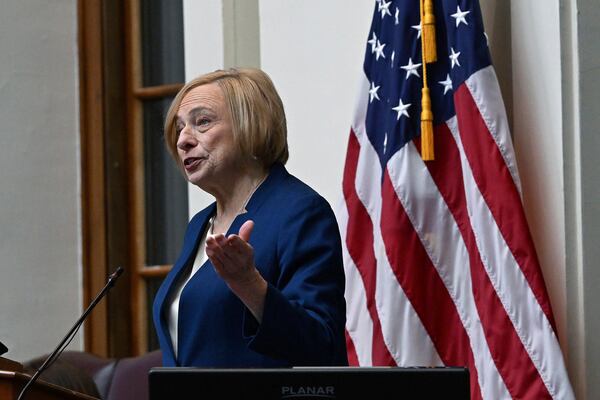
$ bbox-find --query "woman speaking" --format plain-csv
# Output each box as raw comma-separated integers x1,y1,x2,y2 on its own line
152,68,348,367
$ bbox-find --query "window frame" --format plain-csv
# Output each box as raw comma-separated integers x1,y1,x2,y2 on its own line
79,0,183,357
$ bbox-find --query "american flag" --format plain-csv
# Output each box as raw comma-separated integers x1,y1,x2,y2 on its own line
339,0,575,399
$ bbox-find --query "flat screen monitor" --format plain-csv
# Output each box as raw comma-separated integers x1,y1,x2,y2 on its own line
149,366,470,400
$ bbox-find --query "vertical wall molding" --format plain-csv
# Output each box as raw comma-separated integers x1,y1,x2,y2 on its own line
561,0,586,397
572,0,600,398
222,0,261,68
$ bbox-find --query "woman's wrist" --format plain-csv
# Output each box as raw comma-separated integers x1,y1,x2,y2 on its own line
227,269,268,323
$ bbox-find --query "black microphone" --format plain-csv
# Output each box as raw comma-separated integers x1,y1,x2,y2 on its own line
17,267,124,400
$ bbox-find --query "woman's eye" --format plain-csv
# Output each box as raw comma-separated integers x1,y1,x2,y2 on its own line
196,118,210,126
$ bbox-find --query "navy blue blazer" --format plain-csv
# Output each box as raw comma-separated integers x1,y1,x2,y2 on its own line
153,163,348,367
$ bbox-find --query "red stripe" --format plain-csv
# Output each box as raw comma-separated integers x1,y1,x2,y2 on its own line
342,129,396,366
345,329,359,366
454,84,557,333
417,123,551,399
380,166,482,400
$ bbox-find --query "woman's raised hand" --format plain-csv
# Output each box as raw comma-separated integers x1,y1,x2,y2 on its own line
205,220,267,321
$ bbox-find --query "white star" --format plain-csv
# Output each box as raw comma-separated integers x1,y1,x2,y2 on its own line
451,6,470,27
394,7,400,25
374,40,386,60
449,47,461,68
367,31,378,53
411,23,422,39
383,132,388,154
392,99,411,120
439,74,453,95
390,51,395,66
369,81,381,103
378,0,392,19
400,57,422,79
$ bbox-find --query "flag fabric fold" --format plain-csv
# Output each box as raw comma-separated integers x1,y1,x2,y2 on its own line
340,1,574,399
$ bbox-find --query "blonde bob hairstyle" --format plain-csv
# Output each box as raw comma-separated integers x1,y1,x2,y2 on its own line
164,68,289,169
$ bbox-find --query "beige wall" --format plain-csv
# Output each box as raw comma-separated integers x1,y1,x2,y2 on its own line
0,0,82,362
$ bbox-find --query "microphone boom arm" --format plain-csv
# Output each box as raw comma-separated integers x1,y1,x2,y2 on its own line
17,267,124,400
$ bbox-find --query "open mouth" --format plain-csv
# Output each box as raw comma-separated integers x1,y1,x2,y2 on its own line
183,157,205,171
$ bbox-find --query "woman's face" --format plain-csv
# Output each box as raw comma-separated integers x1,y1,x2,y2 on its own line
175,83,239,190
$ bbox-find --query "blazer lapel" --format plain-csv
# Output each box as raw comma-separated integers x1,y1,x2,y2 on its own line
156,203,216,363
228,163,288,236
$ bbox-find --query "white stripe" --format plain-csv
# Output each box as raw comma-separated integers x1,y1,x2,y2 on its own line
386,139,510,400
337,198,374,366
350,75,442,366
465,66,522,196
447,113,575,400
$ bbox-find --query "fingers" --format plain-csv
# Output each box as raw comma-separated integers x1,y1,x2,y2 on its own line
205,235,227,269
227,234,252,254
205,231,255,282
238,220,254,242
213,233,228,247
207,233,251,257
205,219,256,285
